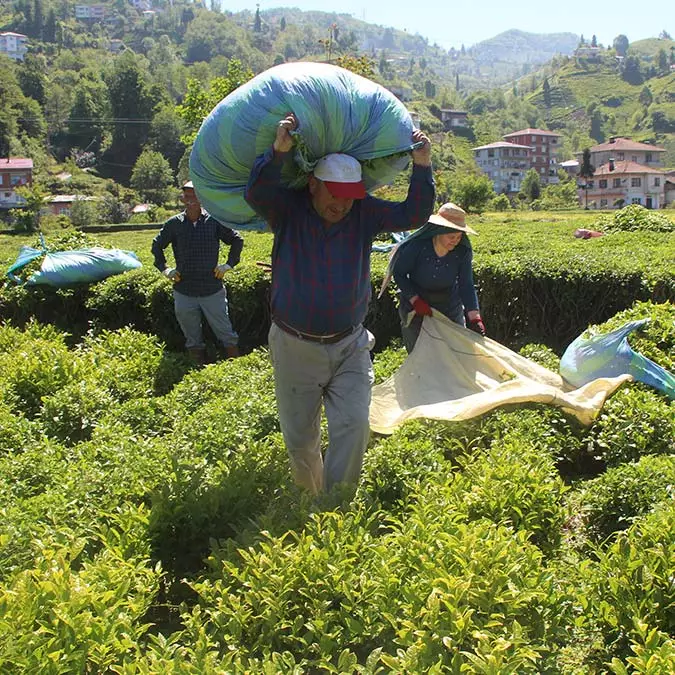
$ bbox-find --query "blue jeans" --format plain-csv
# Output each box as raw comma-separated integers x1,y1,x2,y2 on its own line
173,287,238,349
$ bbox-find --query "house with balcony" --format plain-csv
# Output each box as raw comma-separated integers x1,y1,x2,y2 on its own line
44,195,99,217
473,142,531,194
75,4,106,20
0,158,33,208
439,109,468,131
579,160,666,209
576,137,665,168
503,128,562,185
0,32,28,61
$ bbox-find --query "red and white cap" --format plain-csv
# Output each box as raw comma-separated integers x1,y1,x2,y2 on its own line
313,153,366,199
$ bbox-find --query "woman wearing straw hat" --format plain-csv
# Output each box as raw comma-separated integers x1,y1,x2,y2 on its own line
392,202,486,353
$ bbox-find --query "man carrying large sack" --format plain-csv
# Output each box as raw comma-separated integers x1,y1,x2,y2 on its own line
245,113,434,496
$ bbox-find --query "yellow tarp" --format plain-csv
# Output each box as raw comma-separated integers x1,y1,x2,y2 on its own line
369,313,631,434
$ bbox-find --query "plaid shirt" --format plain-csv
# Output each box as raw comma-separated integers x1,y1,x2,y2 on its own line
245,148,435,335
151,210,243,297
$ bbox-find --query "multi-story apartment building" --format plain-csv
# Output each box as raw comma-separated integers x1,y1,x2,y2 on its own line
502,128,562,185
472,141,531,194
0,158,33,208
0,31,28,61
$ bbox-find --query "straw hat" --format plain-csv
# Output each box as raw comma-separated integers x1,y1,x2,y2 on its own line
427,202,477,235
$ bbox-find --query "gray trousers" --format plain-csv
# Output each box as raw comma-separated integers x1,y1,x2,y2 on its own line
268,322,375,494
173,288,238,349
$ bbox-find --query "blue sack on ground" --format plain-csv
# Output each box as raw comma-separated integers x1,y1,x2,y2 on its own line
560,319,675,398
6,246,142,287
190,61,418,230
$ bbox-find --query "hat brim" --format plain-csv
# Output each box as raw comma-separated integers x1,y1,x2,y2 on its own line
428,213,477,235
324,180,366,199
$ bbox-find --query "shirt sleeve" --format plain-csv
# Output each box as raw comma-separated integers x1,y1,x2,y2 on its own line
457,248,479,312
363,164,435,237
217,224,244,268
392,238,423,300
151,218,175,271
244,148,294,232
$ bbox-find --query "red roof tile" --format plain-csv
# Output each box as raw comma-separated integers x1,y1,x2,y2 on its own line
0,158,33,170
590,137,665,153
503,128,561,138
593,160,664,176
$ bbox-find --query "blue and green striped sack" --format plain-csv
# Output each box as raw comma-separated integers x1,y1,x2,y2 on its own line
190,61,418,230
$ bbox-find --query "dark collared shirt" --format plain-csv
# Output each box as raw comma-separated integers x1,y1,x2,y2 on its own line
245,148,435,334
151,210,243,297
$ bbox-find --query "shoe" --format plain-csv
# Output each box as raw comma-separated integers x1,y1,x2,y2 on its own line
224,345,240,359
187,347,206,366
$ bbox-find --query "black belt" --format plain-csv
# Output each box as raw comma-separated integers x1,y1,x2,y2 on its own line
273,318,356,344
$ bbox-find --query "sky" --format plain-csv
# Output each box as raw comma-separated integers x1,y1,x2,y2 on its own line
223,0,671,51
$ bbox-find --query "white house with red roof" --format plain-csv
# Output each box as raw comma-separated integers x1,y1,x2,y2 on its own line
473,141,532,194
580,160,666,209
577,137,665,168
0,31,28,61
575,138,667,209
502,128,562,185
0,158,33,208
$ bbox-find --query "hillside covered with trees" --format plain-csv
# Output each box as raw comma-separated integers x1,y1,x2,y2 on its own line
1,0,673,226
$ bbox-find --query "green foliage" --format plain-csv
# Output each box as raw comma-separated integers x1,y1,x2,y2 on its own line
518,342,560,371
489,193,512,211
39,379,116,444
587,502,675,659
576,454,675,544
585,386,674,466
450,173,495,213
597,203,675,233
130,149,175,205
0,507,161,672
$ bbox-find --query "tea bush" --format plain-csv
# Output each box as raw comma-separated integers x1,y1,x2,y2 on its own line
586,502,675,660
584,386,674,466
0,401,42,455
0,506,161,673
39,379,116,444
0,328,80,418
574,454,675,544
598,204,675,233
452,438,568,552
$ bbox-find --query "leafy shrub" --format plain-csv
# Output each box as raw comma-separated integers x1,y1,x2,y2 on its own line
584,386,674,466
575,454,675,544
519,342,561,371
148,435,289,579
0,402,42,455
0,507,161,672
453,439,568,552
39,379,115,444
80,327,185,401
586,502,675,660
98,396,173,438
598,204,675,233
0,330,79,418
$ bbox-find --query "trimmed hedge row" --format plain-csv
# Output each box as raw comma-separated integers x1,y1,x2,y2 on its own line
1,223,673,352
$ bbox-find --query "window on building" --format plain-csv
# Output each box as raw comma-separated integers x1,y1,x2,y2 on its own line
631,177,641,187
618,153,624,160
587,181,594,189
646,153,652,162
10,175,22,186
613,178,622,188
488,149,494,158
599,179,607,188
631,197,642,204
531,135,536,142
631,155,637,162
654,177,660,187
600,199,607,207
